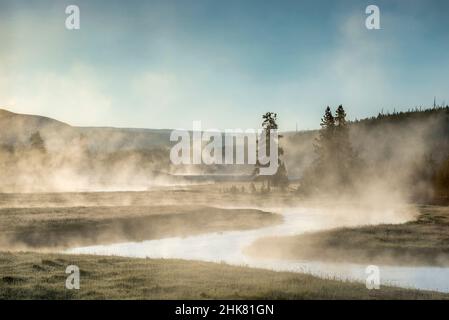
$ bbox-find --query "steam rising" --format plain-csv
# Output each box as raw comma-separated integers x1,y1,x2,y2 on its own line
0,107,446,270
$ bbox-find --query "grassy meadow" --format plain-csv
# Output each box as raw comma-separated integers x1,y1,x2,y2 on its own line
1,251,447,300
247,206,449,266
1,189,449,299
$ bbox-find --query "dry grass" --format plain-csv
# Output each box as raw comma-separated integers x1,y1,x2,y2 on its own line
1,251,447,300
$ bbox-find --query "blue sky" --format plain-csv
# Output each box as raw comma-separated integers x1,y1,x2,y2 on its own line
1,0,449,130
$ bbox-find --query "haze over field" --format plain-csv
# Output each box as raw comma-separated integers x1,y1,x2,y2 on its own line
1,107,449,204
1,0,449,300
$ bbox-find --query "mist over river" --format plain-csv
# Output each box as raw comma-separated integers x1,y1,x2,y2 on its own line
67,207,449,293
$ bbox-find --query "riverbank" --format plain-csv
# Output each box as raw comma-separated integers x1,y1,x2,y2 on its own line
246,205,449,266
0,204,281,250
1,251,447,299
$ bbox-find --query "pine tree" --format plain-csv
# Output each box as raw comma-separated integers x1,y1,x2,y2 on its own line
254,112,279,177
334,105,354,185
335,105,346,127
262,112,279,132
305,105,360,189
254,112,289,188
314,106,335,169
305,106,359,192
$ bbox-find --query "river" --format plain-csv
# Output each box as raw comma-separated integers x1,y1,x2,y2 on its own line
67,207,449,293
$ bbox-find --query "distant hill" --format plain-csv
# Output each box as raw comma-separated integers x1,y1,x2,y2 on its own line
0,109,73,150
2,106,449,194
2,106,449,159
0,109,172,152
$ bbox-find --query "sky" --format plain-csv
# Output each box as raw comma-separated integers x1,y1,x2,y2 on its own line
1,0,449,130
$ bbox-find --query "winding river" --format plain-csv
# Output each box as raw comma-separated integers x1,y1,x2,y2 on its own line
67,207,449,293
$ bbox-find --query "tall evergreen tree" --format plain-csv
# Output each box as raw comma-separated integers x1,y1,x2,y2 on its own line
305,105,359,192
255,112,279,176
254,112,289,188
314,106,335,169
334,105,354,185
262,112,279,132
335,105,346,127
